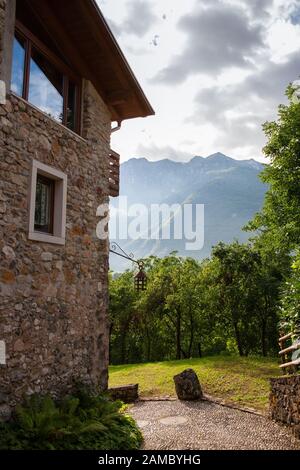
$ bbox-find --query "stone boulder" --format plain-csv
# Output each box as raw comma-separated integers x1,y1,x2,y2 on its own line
173,369,203,401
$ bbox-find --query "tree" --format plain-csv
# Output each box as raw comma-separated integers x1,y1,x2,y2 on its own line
246,84,300,337
280,251,300,334
246,85,300,252
109,271,138,364
210,242,263,356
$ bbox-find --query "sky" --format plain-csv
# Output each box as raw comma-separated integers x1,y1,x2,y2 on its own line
98,0,300,163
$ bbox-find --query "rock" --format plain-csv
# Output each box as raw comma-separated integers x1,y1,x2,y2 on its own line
55,261,63,271
41,252,53,262
270,374,300,440
0,202,6,213
2,245,15,260
39,135,51,151
0,404,11,422
294,424,300,439
0,392,8,404
1,117,12,128
14,338,25,352
173,369,203,401
1,270,15,283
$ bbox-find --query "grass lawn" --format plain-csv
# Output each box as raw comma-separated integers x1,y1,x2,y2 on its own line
109,356,281,412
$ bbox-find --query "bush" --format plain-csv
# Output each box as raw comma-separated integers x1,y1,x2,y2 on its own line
0,390,142,450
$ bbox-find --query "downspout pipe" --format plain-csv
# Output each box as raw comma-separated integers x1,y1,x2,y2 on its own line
111,121,122,133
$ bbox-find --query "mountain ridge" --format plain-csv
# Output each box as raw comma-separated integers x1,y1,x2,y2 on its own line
109,153,267,271
122,152,264,167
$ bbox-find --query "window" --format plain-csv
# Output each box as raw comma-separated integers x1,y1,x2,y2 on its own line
34,175,54,234
29,48,64,124
29,160,67,245
11,33,26,97
11,23,81,133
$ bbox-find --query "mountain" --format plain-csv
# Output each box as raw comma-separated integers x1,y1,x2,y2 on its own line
109,153,267,271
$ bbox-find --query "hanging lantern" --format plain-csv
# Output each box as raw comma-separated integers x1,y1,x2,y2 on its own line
109,243,147,292
134,262,147,292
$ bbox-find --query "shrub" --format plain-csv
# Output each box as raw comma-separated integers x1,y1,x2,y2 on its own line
0,390,142,450
280,252,300,335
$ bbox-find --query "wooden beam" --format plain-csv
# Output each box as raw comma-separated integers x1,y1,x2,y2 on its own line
107,90,133,106
28,0,96,85
18,0,154,121
279,344,300,356
25,0,120,123
76,0,153,118
1,0,16,92
279,358,300,369
279,332,293,343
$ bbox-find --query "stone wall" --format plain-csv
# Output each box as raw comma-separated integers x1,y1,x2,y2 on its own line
0,76,112,410
108,385,139,404
270,375,300,438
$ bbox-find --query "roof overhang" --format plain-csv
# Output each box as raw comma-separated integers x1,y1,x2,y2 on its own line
22,0,155,122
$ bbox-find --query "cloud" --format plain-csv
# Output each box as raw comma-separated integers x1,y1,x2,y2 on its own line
152,2,266,84
191,51,300,121
245,0,274,18
216,116,267,155
189,50,300,155
116,0,158,38
136,143,193,162
106,18,122,37
289,3,300,25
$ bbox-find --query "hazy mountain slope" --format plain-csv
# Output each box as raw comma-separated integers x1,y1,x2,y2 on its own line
109,153,267,271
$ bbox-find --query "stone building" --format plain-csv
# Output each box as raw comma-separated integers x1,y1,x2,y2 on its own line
0,0,153,414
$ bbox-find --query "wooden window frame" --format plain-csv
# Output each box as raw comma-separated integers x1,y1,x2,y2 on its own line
13,20,82,134
34,174,55,235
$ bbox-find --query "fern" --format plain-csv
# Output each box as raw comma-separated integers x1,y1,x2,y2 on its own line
0,391,142,450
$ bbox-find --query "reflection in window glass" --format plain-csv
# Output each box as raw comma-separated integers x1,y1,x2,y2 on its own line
11,35,26,96
29,49,63,123
34,174,54,234
67,81,76,131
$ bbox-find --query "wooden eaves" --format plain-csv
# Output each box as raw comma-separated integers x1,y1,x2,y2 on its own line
21,0,155,122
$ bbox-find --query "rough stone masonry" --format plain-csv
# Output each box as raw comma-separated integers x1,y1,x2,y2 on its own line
270,374,300,439
0,0,111,413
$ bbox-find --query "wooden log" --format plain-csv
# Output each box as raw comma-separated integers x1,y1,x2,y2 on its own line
279,358,300,369
279,332,293,343
279,344,300,355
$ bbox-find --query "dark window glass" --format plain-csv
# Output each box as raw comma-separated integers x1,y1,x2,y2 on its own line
29,48,63,123
67,80,77,131
10,31,80,133
34,175,54,234
11,34,26,96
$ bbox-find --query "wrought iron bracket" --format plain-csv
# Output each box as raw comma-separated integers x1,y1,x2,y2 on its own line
109,242,147,291
109,242,144,269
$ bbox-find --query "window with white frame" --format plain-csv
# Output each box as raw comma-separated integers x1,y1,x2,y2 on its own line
28,160,67,245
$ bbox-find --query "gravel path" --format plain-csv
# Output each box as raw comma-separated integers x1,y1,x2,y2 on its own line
129,400,300,450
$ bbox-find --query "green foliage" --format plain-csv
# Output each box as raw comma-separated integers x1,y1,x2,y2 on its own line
109,242,286,362
280,251,300,333
109,83,300,363
210,241,286,356
109,356,279,412
246,84,300,334
0,391,142,450
246,85,300,251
